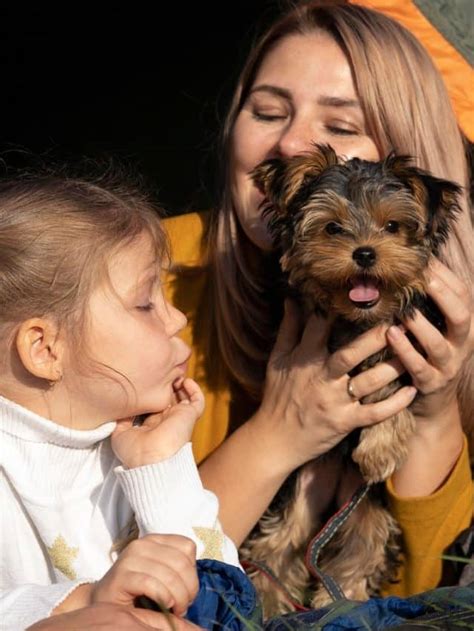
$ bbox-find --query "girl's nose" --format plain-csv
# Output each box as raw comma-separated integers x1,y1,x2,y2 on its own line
165,302,187,337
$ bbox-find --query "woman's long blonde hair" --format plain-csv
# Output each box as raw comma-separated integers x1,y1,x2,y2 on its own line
208,1,473,438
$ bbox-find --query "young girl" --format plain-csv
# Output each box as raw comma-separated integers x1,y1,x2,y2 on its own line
0,171,240,630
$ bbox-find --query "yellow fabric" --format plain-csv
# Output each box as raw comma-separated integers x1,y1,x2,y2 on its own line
352,0,474,141
163,211,473,597
163,212,230,464
385,436,473,596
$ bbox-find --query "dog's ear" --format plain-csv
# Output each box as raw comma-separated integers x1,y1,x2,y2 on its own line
385,155,462,253
251,144,339,216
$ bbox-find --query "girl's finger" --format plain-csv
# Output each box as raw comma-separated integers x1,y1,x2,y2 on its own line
142,535,197,565
123,571,175,610
112,418,135,437
356,385,417,427
349,357,405,399
328,324,390,379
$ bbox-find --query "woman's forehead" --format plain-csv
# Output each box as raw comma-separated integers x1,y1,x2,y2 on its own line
252,32,358,103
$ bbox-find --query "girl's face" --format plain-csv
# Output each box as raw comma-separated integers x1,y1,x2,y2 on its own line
62,232,190,428
231,32,381,251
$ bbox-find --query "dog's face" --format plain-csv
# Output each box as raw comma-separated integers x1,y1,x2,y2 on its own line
252,145,461,324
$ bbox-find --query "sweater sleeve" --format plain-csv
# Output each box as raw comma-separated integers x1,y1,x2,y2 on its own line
115,443,241,568
0,580,90,631
382,435,473,597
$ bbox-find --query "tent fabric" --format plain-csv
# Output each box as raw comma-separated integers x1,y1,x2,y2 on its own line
351,0,474,141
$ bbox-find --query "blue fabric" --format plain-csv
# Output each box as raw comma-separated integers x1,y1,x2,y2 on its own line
185,559,262,630
263,583,474,630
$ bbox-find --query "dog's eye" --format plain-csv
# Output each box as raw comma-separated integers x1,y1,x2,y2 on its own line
325,222,344,235
385,221,399,234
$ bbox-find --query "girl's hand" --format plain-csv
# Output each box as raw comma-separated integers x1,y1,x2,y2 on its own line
92,534,199,617
29,602,202,630
112,378,205,468
255,300,417,472
387,259,473,422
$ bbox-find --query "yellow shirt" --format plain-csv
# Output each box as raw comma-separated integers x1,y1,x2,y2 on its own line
163,211,473,597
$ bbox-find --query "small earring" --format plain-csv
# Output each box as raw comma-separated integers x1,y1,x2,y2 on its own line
48,372,63,388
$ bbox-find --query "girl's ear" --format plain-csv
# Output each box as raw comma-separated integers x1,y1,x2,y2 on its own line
15,318,65,383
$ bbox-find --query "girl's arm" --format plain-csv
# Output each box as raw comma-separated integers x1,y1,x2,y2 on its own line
112,379,240,567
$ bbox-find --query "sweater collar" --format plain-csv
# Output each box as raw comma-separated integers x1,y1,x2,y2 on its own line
0,395,116,448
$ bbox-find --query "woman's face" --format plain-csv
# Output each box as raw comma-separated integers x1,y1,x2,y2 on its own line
231,32,381,251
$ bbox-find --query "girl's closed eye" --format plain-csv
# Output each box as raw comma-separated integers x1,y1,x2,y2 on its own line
136,301,155,312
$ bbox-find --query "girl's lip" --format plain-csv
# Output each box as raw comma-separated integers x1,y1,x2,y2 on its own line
176,351,191,372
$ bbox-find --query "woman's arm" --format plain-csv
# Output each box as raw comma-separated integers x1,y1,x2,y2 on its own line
200,302,416,545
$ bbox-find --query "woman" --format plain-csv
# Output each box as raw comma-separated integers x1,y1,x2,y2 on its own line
164,0,473,604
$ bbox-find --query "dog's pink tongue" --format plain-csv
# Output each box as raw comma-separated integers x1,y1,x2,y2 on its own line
349,279,380,303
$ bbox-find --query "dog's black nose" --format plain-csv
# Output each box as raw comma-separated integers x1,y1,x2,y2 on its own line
352,246,376,267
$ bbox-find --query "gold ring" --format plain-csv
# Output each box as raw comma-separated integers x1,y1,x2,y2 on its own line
347,378,357,400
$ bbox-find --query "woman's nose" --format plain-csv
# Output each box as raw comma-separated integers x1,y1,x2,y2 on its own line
276,117,317,157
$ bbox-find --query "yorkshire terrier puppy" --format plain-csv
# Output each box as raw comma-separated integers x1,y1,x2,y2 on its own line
240,144,461,615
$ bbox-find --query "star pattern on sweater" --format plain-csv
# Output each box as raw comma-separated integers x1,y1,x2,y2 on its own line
46,534,79,580
192,526,224,561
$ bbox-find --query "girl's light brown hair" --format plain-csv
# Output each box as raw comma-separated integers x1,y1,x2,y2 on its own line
207,1,473,439
0,165,168,361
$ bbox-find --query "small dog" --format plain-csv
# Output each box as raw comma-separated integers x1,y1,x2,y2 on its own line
239,144,461,616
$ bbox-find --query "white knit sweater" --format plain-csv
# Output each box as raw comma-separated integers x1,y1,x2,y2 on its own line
0,396,240,631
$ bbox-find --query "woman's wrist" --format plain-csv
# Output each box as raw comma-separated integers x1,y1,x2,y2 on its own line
390,398,463,497
247,407,305,477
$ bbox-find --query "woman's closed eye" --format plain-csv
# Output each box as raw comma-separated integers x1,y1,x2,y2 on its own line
326,124,359,136
252,110,287,123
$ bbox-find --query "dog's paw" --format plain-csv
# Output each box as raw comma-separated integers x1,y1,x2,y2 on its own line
352,411,415,482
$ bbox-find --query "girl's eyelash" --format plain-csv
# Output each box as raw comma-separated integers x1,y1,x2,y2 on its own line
136,302,155,312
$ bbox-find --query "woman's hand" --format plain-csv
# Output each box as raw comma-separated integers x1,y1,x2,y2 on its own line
387,259,473,422
92,534,199,617
112,378,205,468
28,602,202,631
256,300,417,472
386,259,472,495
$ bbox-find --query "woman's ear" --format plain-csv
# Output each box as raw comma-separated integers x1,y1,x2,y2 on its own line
15,318,65,383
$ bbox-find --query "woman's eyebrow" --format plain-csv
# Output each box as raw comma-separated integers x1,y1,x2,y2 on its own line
317,95,360,108
249,85,292,100
249,86,361,110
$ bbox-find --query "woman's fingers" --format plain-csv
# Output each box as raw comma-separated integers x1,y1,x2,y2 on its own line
425,264,472,345
272,299,303,356
428,258,469,299
355,386,417,427
348,357,405,399
327,324,390,379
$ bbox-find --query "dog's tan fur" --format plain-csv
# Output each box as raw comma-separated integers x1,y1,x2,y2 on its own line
240,145,461,616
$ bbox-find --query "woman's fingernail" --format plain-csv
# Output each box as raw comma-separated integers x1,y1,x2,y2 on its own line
408,386,417,398
388,325,402,339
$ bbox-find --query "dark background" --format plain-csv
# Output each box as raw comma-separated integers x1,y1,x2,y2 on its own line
0,3,284,215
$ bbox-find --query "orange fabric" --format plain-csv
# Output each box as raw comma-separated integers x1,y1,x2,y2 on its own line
352,0,474,141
